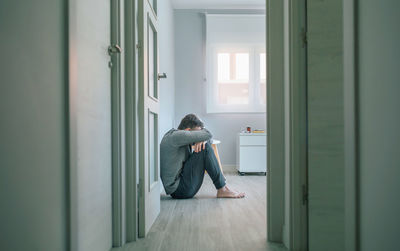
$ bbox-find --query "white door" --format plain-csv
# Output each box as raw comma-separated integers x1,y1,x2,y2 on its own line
138,0,160,237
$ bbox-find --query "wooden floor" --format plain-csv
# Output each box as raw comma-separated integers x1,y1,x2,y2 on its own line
113,173,286,251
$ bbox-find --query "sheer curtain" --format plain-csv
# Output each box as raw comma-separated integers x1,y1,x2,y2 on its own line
206,14,265,113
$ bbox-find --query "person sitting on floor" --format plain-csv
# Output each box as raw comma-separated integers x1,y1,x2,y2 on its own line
160,113,245,199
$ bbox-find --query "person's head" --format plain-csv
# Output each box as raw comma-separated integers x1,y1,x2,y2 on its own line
178,114,204,131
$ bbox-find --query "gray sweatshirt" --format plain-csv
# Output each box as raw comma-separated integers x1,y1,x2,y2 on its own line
160,128,213,194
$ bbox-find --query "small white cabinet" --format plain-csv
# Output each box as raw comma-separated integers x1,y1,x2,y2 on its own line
236,133,267,174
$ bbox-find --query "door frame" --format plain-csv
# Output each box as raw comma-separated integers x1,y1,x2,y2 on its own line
112,0,141,246
266,0,308,249
68,0,78,249
111,0,126,246
343,0,358,250
124,0,139,243
287,0,308,250
266,0,285,243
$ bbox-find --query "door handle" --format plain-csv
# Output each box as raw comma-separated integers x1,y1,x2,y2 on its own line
108,44,122,55
158,73,167,80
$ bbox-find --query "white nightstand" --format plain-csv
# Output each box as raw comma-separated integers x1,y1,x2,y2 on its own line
236,133,267,175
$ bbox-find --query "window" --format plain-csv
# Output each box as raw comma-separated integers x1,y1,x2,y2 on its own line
207,45,266,113
217,52,250,105
206,14,266,113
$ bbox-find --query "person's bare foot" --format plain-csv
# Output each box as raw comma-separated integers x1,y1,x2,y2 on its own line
217,186,245,198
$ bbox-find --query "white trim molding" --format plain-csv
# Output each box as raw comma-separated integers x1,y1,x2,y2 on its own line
172,3,264,10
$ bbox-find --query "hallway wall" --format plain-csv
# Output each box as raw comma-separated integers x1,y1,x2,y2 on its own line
174,9,266,166
0,0,69,250
357,1,400,250
158,0,176,141
69,0,113,249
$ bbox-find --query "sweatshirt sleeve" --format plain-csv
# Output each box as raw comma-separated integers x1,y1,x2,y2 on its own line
170,128,213,147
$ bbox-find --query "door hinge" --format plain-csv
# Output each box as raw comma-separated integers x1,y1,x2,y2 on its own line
137,183,142,197
302,184,308,205
136,43,141,50
301,28,307,48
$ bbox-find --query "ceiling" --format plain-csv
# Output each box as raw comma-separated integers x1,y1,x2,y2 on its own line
171,0,265,9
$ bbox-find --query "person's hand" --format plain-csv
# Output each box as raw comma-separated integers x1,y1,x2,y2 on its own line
192,141,207,153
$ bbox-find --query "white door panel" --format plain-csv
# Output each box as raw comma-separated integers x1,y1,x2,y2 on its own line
138,0,160,237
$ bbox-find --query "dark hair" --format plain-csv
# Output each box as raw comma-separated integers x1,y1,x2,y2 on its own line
178,114,204,130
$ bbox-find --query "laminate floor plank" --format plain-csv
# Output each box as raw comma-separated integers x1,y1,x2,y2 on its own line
112,174,287,251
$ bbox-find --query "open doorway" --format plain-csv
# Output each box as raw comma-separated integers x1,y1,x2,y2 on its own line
132,0,275,250
114,0,309,250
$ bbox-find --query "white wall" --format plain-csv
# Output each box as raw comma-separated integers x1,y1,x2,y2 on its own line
159,0,176,141
0,0,68,250
358,1,400,250
174,9,266,166
69,0,113,249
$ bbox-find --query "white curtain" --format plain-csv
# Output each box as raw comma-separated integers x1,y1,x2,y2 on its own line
205,14,266,113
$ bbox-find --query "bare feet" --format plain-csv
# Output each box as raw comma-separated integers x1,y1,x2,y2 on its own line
217,186,245,198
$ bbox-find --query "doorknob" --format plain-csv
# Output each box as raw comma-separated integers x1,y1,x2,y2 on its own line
108,44,122,55
158,73,167,80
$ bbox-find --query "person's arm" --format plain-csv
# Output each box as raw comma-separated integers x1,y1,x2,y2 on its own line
170,128,212,147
